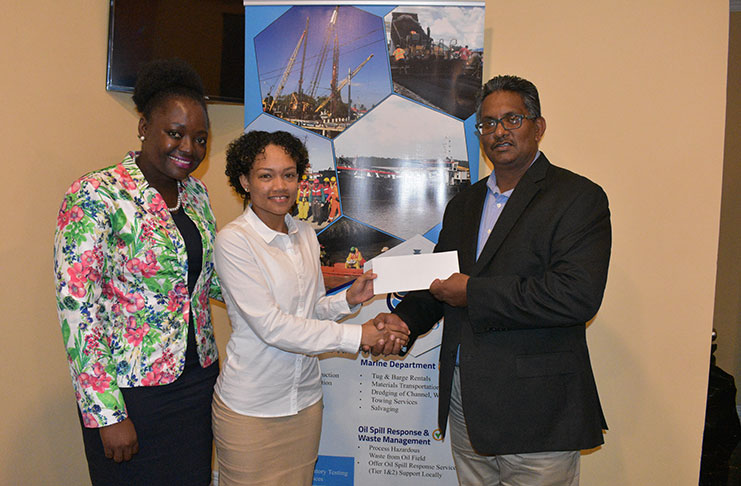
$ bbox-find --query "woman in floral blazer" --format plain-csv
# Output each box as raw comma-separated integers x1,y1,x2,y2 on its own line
54,59,220,485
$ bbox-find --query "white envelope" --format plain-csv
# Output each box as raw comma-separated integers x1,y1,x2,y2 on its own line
369,251,459,295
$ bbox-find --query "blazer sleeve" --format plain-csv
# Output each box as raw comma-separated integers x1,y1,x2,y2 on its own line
54,178,127,428
466,182,611,332
193,179,223,303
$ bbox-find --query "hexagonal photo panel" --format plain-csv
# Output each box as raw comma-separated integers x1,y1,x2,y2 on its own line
245,114,338,231
384,5,484,120
254,5,392,139
333,95,470,241
317,217,402,291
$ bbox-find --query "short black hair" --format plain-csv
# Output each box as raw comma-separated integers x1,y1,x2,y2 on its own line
225,131,309,201
133,58,208,124
476,75,541,122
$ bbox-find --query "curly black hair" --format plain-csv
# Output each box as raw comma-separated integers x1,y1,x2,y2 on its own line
225,131,310,201
133,58,208,124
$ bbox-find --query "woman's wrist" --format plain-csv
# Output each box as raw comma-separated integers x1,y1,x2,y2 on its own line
346,290,358,307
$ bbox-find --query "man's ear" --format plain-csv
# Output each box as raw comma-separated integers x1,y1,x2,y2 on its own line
534,116,546,143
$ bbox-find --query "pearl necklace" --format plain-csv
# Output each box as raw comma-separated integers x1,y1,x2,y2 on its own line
168,182,183,212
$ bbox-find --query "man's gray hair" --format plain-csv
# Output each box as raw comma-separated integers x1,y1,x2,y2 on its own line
476,75,541,122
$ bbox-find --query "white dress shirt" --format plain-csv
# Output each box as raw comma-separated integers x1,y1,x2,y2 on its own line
214,207,362,417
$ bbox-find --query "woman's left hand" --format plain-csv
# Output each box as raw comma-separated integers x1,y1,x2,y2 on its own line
346,270,376,306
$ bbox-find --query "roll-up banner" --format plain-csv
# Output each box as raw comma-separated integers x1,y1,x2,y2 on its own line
243,2,485,484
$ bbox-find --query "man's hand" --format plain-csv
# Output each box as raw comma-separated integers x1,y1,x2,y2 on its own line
430,273,469,307
99,418,139,463
346,270,377,306
361,313,410,356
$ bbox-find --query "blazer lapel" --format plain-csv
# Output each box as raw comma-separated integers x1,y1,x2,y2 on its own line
457,179,488,273
470,154,549,277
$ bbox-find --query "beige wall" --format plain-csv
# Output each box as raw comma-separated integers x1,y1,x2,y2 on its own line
714,11,741,396
480,0,729,484
0,1,728,485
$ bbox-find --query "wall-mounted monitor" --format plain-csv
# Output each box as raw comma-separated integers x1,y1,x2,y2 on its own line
106,0,245,103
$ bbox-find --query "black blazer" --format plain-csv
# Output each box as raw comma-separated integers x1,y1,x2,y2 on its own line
394,153,611,455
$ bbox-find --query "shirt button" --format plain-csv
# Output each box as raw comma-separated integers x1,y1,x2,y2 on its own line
496,203,502,208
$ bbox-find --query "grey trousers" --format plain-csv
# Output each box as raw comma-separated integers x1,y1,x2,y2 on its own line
448,367,580,486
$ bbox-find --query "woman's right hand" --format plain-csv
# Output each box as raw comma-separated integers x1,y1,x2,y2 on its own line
99,418,139,462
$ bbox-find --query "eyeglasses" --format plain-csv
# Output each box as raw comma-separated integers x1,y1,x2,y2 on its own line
474,114,537,135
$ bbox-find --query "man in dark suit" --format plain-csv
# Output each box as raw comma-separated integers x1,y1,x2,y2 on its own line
373,75,611,485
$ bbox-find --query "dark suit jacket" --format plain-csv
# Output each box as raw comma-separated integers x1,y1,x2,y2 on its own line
394,153,611,455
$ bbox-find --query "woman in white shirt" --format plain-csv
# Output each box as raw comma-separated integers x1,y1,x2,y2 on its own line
212,130,408,486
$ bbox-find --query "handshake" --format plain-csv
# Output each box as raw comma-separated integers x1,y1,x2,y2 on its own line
360,313,410,356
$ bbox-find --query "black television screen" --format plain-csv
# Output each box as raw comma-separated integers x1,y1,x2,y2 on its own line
106,0,245,103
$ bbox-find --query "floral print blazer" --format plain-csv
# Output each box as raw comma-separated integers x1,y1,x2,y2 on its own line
54,153,220,428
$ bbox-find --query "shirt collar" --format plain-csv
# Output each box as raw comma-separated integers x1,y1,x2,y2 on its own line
487,150,540,196
244,206,298,243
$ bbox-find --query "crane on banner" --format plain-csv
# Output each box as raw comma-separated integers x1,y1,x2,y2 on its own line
314,53,374,113
329,29,340,115
269,17,309,112
307,6,339,100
